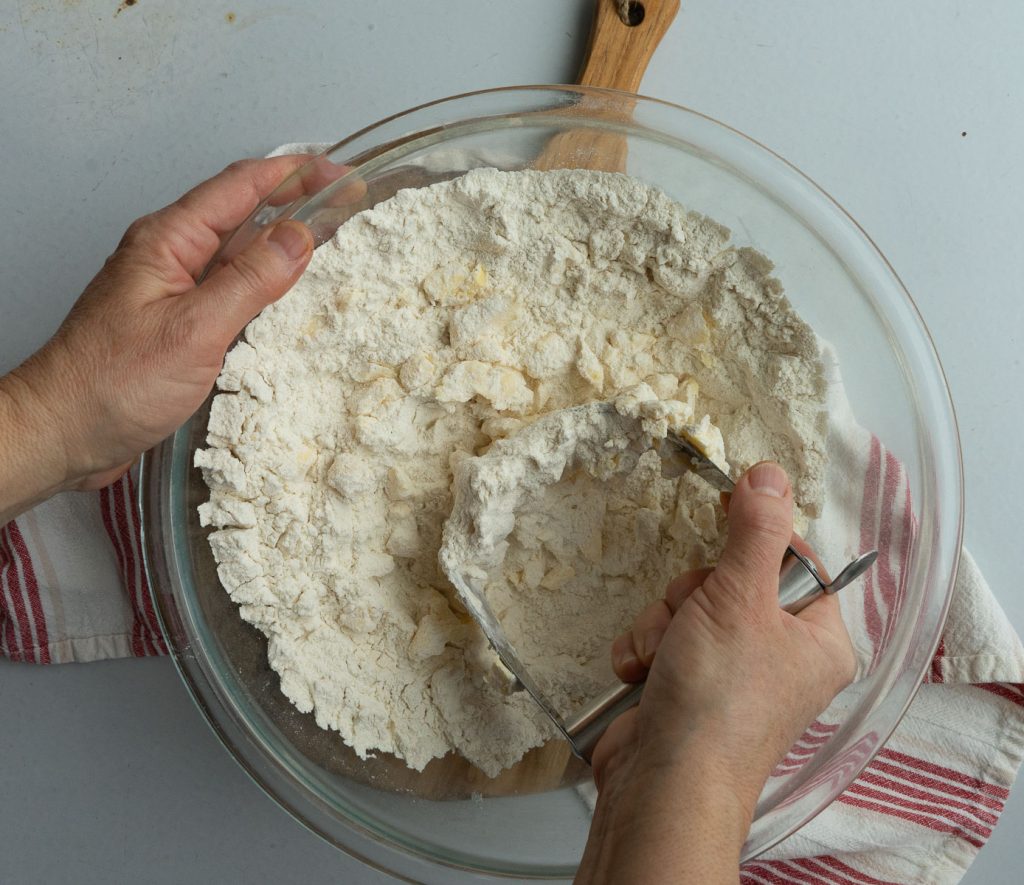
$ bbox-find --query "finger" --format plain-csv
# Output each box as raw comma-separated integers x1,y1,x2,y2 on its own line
246,158,367,259
630,598,673,668
611,606,664,682
124,156,351,285
793,593,858,685
612,569,713,680
116,156,314,281
189,220,313,348
788,533,831,583
268,155,366,208
174,155,321,235
724,490,828,583
611,632,646,683
710,461,794,604
590,706,638,793
664,567,714,614
728,491,831,579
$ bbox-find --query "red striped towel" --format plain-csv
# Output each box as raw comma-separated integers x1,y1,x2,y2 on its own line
1,470,164,663
738,347,1024,883
573,342,1022,882
3,146,1022,882
6,390,1023,885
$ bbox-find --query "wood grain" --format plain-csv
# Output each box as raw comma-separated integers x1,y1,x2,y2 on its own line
577,0,681,93
535,0,680,172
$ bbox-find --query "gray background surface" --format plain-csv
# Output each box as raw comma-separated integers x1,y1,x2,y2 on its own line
1,1,1021,882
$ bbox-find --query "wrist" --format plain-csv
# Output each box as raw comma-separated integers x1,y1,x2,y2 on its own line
578,739,755,884
14,334,113,483
0,363,74,521
636,710,771,816
619,737,757,840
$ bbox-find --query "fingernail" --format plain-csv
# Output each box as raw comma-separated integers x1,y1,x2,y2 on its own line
640,628,663,662
747,461,790,498
268,221,311,261
615,647,639,674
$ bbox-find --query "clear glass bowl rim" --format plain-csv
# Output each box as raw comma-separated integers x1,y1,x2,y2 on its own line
139,84,963,881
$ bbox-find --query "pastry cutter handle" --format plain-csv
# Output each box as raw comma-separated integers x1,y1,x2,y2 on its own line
563,548,878,761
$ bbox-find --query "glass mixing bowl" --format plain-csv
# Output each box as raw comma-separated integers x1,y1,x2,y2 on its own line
139,86,962,882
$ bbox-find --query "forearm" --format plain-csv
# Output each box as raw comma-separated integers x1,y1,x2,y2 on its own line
576,748,754,885
0,361,72,523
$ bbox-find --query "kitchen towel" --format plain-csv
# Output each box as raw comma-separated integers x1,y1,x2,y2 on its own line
571,344,1024,884
2,147,1023,884
737,344,1024,883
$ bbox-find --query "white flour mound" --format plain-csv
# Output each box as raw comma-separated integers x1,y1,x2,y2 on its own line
195,168,828,777
439,393,726,709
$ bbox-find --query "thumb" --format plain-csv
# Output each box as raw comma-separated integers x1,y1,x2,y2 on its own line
711,461,795,604
193,220,313,341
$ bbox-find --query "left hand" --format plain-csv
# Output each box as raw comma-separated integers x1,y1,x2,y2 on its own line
4,155,334,498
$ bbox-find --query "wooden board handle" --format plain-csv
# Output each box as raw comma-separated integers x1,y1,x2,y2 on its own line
577,0,681,93
534,0,679,172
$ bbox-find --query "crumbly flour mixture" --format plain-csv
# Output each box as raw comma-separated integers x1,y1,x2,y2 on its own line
439,394,726,708
195,168,828,777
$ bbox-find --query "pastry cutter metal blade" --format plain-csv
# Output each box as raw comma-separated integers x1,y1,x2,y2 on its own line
440,403,878,763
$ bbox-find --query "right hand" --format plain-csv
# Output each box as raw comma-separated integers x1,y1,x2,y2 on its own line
574,462,856,883
595,459,856,817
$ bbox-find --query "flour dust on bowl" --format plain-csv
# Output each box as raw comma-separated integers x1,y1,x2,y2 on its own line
138,86,962,882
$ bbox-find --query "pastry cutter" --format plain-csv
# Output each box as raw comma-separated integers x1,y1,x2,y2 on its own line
440,403,878,763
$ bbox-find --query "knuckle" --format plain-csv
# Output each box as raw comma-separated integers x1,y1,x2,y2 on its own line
704,564,774,621
740,500,792,543
119,215,156,250
637,599,669,629
704,564,752,602
705,561,741,591
223,158,256,176
221,159,263,195
228,250,271,294
725,532,783,578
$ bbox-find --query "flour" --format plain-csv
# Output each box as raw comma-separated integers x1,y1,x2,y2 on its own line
195,168,829,777
439,393,726,708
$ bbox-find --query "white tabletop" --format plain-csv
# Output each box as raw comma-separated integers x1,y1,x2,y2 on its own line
1,1,1021,882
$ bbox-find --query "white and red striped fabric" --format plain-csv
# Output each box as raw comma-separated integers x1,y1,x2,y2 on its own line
0,470,164,663
4,379,1023,885
734,348,1024,883
2,146,1022,881
572,344,1023,882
